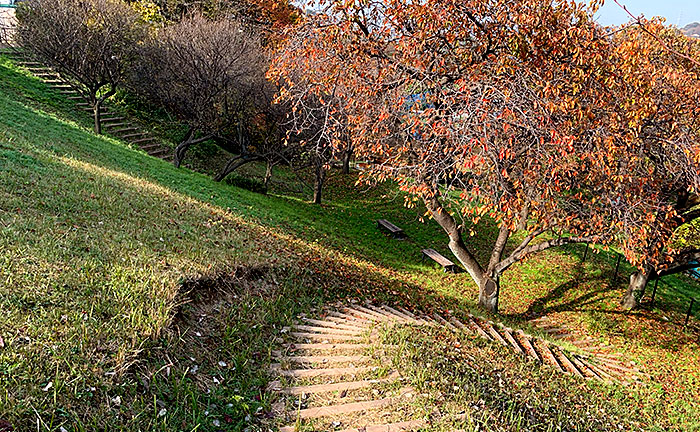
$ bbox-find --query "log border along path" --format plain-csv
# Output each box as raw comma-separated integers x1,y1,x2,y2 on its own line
0,48,173,162
269,301,644,431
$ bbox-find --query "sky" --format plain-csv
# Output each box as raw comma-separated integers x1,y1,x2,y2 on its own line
593,0,700,27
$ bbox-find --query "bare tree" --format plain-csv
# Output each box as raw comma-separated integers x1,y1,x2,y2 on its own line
16,0,144,134
131,13,267,170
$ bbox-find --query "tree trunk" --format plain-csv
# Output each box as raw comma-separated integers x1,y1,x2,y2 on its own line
173,140,192,168
313,159,326,204
621,267,653,310
421,191,500,312
173,128,207,168
479,276,500,314
93,101,102,135
214,155,260,182
342,146,353,174
264,159,273,189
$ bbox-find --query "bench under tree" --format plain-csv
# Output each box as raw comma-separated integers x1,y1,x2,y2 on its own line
422,248,459,273
376,219,406,239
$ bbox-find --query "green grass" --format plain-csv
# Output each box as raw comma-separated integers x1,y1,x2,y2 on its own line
1,53,699,431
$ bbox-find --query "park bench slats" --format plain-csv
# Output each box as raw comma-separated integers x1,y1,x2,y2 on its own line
421,248,458,273
376,219,406,239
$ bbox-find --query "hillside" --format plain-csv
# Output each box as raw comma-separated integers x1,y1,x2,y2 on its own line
1,53,699,431
683,22,700,37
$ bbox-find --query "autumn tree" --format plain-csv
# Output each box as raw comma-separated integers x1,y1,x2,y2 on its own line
16,0,144,134
597,20,700,309
273,0,700,313
131,13,267,172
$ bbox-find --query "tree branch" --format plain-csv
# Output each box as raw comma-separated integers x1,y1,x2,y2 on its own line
496,235,595,274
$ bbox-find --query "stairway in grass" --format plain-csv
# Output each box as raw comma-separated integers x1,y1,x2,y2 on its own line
1,49,173,162
269,304,428,432
528,315,644,384
269,302,645,431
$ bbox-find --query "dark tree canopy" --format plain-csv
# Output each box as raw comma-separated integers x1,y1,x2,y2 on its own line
131,12,267,168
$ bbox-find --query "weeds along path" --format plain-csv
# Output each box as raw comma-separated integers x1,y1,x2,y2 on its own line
267,302,643,431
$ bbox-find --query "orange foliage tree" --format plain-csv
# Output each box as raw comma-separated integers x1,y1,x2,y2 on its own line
269,0,700,313
602,20,700,308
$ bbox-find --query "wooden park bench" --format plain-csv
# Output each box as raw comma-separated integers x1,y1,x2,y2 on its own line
422,248,458,273
376,219,406,239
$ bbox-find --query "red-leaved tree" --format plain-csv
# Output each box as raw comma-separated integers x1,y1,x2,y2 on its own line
271,0,700,313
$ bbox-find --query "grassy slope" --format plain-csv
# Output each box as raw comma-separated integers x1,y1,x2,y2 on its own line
0,55,699,431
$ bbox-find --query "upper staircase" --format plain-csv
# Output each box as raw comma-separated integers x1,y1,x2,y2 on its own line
0,47,173,162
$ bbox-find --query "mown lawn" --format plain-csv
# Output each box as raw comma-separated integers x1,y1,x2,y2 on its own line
0,54,699,431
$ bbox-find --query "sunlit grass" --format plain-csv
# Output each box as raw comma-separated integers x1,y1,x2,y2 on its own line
0,53,698,431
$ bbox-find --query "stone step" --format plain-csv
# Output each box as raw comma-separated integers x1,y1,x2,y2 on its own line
291,332,363,342
325,310,373,323
334,420,426,432
599,360,639,374
432,313,458,330
282,343,373,352
516,330,542,362
365,303,416,323
131,137,157,145
103,122,127,129
483,321,509,347
270,365,374,378
111,127,137,135
538,342,566,373
271,354,369,364
123,132,146,139
342,306,386,322
581,358,616,381
499,326,526,356
467,314,493,340
300,317,368,332
80,107,109,112
554,349,585,378
279,388,412,420
352,304,402,322
290,325,364,336
379,305,425,324
324,311,371,325
569,355,604,381
269,372,399,395
141,143,163,152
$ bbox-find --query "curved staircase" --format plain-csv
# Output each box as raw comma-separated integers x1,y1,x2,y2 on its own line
269,302,645,431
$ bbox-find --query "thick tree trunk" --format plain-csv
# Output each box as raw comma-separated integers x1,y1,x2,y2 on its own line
93,101,102,135
479,276,500,314
173,129,212,168
621,267,653,310
264,159,273,189
173,128,194,168
313,161,326,204
342,146,353,174
173,140,192,168
421,192,502,312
